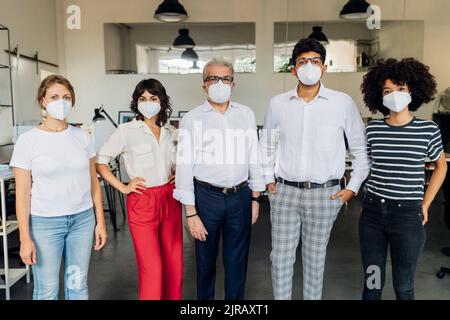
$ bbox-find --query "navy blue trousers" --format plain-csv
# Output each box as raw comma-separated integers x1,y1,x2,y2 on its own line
194,181,252,300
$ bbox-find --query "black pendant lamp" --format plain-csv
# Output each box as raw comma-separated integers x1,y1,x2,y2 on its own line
173,28,195,48
308,26,329,44
191,60,200,69
339,0,371,20
154,0,188,22
181,48,199,61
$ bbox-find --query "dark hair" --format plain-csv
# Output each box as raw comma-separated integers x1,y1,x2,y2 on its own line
291,38,326,66
130,79,172,126
361,58,437,116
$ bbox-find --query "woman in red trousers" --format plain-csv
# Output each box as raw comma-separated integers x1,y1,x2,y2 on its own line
96,79,182,300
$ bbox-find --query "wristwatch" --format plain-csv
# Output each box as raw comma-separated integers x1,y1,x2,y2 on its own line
252,196,262,203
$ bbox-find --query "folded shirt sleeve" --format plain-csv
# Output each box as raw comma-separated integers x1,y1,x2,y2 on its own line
96,127,126,165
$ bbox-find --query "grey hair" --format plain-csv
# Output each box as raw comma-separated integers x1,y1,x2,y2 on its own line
202,57,235,80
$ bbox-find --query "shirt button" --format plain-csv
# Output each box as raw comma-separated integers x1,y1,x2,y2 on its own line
381,199,385,203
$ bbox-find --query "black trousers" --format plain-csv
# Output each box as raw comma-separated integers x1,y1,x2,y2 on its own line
359,193,426,300
194,181,252,300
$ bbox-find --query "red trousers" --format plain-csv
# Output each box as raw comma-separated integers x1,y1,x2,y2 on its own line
126,182,183,300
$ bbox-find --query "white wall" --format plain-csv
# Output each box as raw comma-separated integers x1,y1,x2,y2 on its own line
104,23,124,72
274,21,375,43
0,0,58,63
0,0,59,162
53,0,450,149
379,20,424,61
0,0,59,124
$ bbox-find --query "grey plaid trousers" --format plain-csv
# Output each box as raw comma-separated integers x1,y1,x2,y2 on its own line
269,182,343,300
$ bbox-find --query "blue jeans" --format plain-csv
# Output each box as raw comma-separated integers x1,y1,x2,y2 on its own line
359,193,426,300
30,208,96,300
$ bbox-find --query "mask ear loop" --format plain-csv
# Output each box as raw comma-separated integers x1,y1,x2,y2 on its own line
41,98,48,119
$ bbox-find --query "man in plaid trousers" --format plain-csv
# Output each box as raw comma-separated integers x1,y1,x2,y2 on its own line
260,38,370,300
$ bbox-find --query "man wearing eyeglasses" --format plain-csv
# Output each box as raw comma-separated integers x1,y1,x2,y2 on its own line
173,57,265,300
260,38,370,300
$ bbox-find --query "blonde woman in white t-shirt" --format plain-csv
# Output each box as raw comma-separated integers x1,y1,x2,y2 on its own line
10,75,107,300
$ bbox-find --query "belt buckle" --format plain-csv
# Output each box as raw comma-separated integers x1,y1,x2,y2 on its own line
222,186,237,194
306,181,311,189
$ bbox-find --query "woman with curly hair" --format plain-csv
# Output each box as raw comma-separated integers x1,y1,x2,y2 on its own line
360,58,448,300
96,79,182,300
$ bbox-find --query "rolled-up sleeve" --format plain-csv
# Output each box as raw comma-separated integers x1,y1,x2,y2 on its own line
96,127,126,165
344,98,371,194
173,116,196,206
247,110,266,192
259,100,279,185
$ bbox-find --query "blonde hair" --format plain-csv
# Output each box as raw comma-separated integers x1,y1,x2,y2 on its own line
203,57,235,80
37,75,76,108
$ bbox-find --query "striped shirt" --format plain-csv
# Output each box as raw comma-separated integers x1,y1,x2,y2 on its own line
365,117,444,200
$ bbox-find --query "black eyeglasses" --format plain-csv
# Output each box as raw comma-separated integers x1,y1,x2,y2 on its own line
295,57,323,67
203,76,234,85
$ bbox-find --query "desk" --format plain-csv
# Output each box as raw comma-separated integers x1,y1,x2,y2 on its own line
425,154,450,229
0,168,30,300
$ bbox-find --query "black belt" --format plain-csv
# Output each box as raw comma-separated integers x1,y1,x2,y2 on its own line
194,178,248,195
277,177,340,189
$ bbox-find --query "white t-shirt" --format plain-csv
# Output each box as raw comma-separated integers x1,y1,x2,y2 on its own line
10,126,96,217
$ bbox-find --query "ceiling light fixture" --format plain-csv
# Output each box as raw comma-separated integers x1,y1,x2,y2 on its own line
154,0,188,22
339,0,371,20
308,26,329,45
173,28,195,48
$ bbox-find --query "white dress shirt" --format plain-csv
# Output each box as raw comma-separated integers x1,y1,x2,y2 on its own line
260,83,371,194
96,119,176,188
173,100,266,206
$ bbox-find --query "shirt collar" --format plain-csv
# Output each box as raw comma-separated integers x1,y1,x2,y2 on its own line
129,118,170,131
202,100,238,112
289,82,330,101
129,118,145,128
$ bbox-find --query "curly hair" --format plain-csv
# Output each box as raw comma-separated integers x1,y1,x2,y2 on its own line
361,58,437,116
130,79,173,126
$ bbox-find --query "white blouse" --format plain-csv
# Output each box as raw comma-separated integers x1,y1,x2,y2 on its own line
96,119,176,188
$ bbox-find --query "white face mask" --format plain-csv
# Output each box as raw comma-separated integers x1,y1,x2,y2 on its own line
45,99,72,120
138,101,161,119
296,61,323,86
207,81,232,104
383,91,412,113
